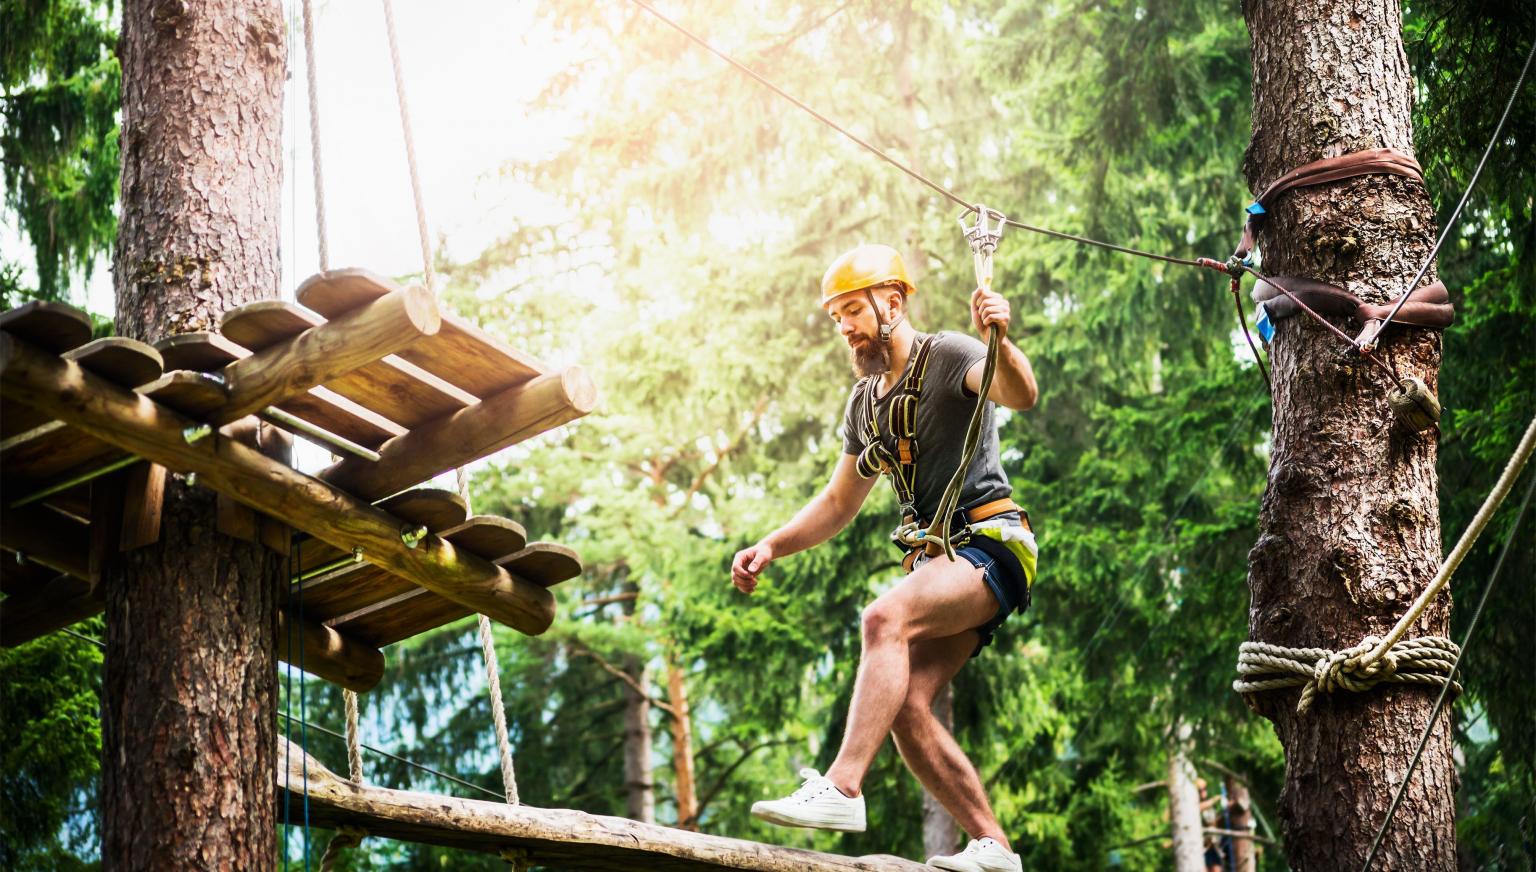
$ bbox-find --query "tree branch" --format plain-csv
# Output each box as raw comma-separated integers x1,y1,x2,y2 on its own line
688,737,795,826
568,641,677,717
670,395,770,519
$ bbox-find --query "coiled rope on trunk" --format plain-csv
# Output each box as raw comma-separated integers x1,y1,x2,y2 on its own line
1234,412,1536,712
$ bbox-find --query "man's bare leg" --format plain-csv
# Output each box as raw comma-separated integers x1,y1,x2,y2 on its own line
891,633,1010,850
823,556,997,798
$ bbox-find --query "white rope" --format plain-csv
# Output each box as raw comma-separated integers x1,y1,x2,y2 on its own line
380,0,436,293
344,688,364,782
379,0,520,808
1235,412,1536,712
300,0,329,271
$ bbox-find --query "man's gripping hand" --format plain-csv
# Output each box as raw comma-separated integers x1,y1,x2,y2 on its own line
730,541,775,594
971,285,1011,340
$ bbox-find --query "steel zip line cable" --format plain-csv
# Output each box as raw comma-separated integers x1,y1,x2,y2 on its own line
1369,38,1536,344
625,0,1210,270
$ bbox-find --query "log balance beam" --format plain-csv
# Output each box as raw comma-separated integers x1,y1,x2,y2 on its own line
280,739,928,872
0,332,558,640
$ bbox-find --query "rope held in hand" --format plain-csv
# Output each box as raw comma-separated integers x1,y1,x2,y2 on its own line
1234,412,1536,712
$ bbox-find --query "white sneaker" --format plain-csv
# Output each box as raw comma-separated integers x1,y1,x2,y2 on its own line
927,837,1022,872
749,768,866,832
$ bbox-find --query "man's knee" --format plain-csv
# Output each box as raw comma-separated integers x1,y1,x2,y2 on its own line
861,599,907,645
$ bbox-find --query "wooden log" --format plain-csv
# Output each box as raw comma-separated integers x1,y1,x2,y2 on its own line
0,333,555,636
216,285,442,425
278,739,928,871
0,573,101,647
276,611,385,692
4,337,163,437
119,462,167,550
322,368,597,501
296,268,548,399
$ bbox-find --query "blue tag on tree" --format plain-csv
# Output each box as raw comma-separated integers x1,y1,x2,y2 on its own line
1255,302,1275,342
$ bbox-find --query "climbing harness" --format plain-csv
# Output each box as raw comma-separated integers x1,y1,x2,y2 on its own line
1233,412,1536,713
846,205,1032,570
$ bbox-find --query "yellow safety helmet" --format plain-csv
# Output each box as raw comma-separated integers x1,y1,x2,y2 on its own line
819,244,914,308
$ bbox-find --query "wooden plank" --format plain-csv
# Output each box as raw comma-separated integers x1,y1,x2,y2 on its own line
141,370,231,418
293,489,470,619
219,300,321,351
0,422,126,498
0,506,90,584
279,740,928,871
1,553,59,596
1,332,556,636
0,574,101,647
215,285,441,426
276,610,385,692
495,542,583,587
155,331,248,372
322,367,597,501
441,515,527,560
273,387,406,450
327,543,581,646
120,462,167,550
0,300,93,353
376,488,468,532
4,337,163,437
314,354,476,430
296,268,548,399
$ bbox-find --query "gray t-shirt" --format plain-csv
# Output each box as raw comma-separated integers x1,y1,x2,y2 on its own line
840,331,1012,523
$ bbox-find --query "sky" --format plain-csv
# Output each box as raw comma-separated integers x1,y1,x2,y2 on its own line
3,0,578,316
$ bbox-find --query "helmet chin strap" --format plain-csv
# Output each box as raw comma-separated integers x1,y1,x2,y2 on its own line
865,287,906,342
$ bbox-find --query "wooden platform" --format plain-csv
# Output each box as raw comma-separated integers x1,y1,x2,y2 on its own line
0,271,597,689
280,740,927,871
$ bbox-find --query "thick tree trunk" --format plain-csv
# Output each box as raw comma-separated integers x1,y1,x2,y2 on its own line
1242,3,1452,869
666,654,699,830
103,0,286,866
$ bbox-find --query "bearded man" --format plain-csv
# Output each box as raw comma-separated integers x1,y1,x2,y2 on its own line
731,244,1039,872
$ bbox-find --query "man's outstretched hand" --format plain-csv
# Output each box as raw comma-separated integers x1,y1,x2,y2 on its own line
731,542,774,594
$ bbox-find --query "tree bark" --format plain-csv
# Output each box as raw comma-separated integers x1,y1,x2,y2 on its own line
1242,2,1453,869
103,0,286,866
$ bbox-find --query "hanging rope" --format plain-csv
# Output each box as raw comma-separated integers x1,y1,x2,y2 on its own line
300,0,329,271
462,468,522,805
380,0,520,806
1360,463,1535,871
380,0,437,294
1233,412,1536,712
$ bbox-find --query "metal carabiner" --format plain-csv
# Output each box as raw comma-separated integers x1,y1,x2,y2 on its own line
959,204,1007,291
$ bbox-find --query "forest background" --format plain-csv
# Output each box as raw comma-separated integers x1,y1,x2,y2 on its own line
2,0,1531,869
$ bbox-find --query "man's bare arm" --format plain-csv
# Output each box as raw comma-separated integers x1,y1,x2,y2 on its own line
731,453,877,593
966,337,1038,411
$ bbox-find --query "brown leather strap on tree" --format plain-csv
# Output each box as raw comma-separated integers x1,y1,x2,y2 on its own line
1252,276,1454,330
1234,147,1425,261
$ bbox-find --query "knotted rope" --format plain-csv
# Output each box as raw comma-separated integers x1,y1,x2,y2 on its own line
319,826,369,872
1234,412,1536,712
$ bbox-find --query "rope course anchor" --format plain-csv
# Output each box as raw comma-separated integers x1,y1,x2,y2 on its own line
1233,412,1536,712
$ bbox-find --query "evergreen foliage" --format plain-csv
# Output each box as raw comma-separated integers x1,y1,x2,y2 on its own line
2,1,1531,868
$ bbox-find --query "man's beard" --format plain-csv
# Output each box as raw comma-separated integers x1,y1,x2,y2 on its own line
849,338,892,378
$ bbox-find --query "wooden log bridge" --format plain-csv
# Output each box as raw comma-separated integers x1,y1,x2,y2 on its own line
281,740,928,872
0,271,597,689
